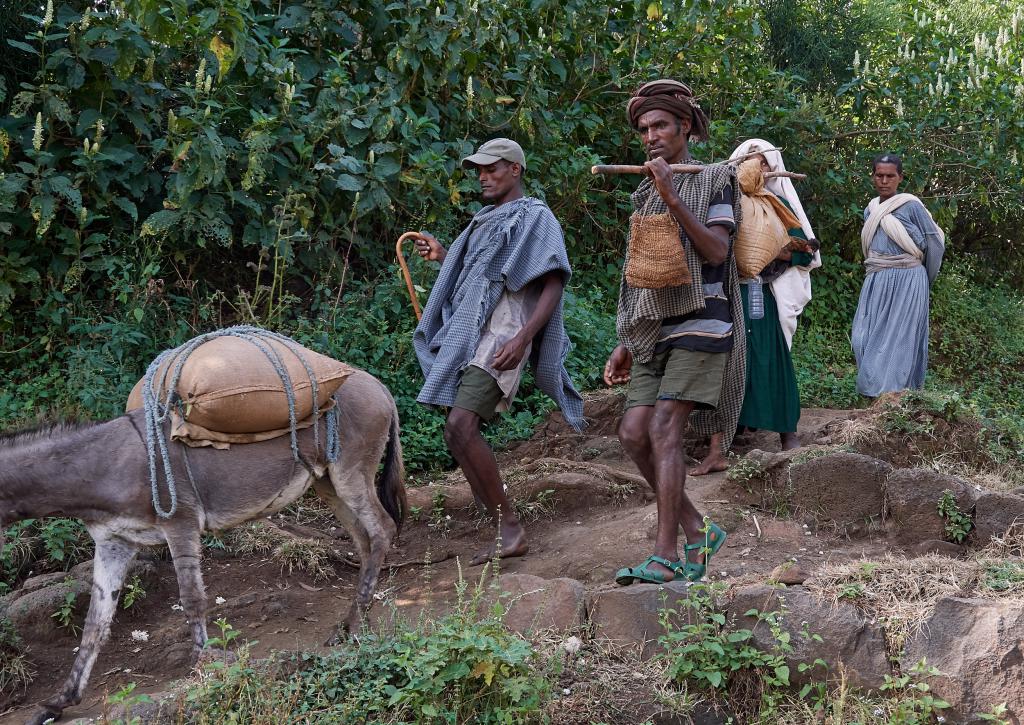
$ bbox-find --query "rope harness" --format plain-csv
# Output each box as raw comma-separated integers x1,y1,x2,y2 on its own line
141,325,341,519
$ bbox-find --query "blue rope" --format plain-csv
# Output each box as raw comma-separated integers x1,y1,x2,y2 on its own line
141,325,340,519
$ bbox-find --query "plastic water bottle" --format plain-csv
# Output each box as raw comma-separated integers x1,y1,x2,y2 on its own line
748,279,765,320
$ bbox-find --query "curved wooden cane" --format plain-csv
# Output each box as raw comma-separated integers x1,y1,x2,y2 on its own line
396,231,430,321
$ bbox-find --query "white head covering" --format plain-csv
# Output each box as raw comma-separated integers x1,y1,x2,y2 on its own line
728,139,821,347
729,138,817,241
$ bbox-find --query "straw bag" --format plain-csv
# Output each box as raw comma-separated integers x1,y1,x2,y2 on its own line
734,160,801,279
625,193,691,289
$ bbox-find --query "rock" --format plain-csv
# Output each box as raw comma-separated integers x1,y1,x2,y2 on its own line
4,571,67,600
719,447,808,508
901,597,1024,720
769,562,809,585
911,539,966,558
788,453,892,536
972,491,1024,545
728,584,890,690
883,468,976,544
5,577,91,640
492,573,585,635
587,581,696,658
578,436,624,462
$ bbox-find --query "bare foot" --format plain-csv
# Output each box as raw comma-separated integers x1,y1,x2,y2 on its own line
780,432,800,450
470,525,529,566
690,453,728,476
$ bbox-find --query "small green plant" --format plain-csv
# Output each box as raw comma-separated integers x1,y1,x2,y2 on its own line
657,582,826,717
982,560,1024,592
976,702,1011,724
100,682,153,725
726,455,769,488
880,658,950,724
838,582,864,600
428,489,452,538
513,488,556,522
202,533,229,551
51,585,80,635
205,617,242,658
937,489,973,544
120,574,147,610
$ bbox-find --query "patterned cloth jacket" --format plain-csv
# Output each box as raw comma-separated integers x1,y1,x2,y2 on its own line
413,197,586,431
616,163,747,449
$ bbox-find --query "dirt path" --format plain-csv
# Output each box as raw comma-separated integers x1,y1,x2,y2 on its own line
3,401,893,724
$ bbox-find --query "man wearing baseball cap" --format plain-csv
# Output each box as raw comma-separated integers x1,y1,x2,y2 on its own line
412,138,584,565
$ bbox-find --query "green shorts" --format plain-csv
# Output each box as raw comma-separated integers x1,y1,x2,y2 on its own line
625,348,728,410
453,365,504,421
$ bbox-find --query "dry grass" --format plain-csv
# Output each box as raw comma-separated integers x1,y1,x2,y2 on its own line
805,523,1024,657
227,521,339,581
535,634,698,724
0,620,35,711
924,452,1022,492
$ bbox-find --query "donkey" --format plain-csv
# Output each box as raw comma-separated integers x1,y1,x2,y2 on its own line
0,368,406,725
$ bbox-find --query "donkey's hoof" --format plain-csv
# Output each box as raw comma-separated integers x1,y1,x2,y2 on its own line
25,705,62,725
323,625,348,647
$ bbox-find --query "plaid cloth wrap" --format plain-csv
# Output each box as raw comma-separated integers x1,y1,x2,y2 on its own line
616,163,747,450
413,197,586,431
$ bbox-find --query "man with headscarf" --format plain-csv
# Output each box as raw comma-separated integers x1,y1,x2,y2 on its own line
413,138,585,566
692,139,821,474
604,80,740,585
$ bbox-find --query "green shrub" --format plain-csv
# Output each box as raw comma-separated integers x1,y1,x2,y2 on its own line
179,574,551,723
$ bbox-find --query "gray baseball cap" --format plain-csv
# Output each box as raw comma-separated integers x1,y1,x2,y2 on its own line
461,138,527,170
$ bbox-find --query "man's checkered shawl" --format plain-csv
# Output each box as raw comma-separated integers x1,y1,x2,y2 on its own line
616,163,747,450
413,197,585,431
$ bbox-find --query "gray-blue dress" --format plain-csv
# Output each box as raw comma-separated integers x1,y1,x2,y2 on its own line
851,199,945,397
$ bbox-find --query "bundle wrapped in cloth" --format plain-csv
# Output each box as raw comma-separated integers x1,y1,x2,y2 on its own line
734,159,803,279
126,327,353,448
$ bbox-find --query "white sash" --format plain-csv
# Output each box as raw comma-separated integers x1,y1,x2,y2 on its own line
861,193,945,260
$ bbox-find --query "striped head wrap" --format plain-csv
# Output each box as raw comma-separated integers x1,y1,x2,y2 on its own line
626,79,710,142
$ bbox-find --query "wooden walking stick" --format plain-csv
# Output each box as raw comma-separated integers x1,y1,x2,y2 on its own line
590,164,806,180
396,231,430,321
590,148,806,178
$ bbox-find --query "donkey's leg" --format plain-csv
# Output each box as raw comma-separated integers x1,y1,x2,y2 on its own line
164,526,209,657
326,461,397,633
30,536,137,725
312,477,372,642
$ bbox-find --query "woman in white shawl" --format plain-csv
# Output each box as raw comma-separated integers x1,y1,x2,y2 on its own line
692,139,821,475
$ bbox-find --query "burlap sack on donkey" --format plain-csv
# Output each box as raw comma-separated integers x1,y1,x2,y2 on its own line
126,335,352,446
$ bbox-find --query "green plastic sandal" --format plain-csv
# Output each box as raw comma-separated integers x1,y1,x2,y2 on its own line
680,522,727,582
615,555,678,586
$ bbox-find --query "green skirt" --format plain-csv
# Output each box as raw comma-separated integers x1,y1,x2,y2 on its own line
738,284,800,433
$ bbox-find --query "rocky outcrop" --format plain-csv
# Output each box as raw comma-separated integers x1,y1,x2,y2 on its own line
788,453,892,536
972,491,1024,545
492,573,585,635
728,584,891,690
587,581,695,658
902,597,1024,721
883,468,977,543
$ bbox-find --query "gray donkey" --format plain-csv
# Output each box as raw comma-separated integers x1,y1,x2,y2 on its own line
0,368,406,725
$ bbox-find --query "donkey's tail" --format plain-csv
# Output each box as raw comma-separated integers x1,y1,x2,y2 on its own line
376,388,407,536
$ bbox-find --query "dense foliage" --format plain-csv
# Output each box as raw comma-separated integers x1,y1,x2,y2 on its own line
0,0,1021,470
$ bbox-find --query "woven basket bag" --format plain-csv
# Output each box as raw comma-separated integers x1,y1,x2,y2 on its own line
625,197,692,289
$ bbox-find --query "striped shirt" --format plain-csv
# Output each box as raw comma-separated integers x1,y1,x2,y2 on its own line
655,184,736,353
